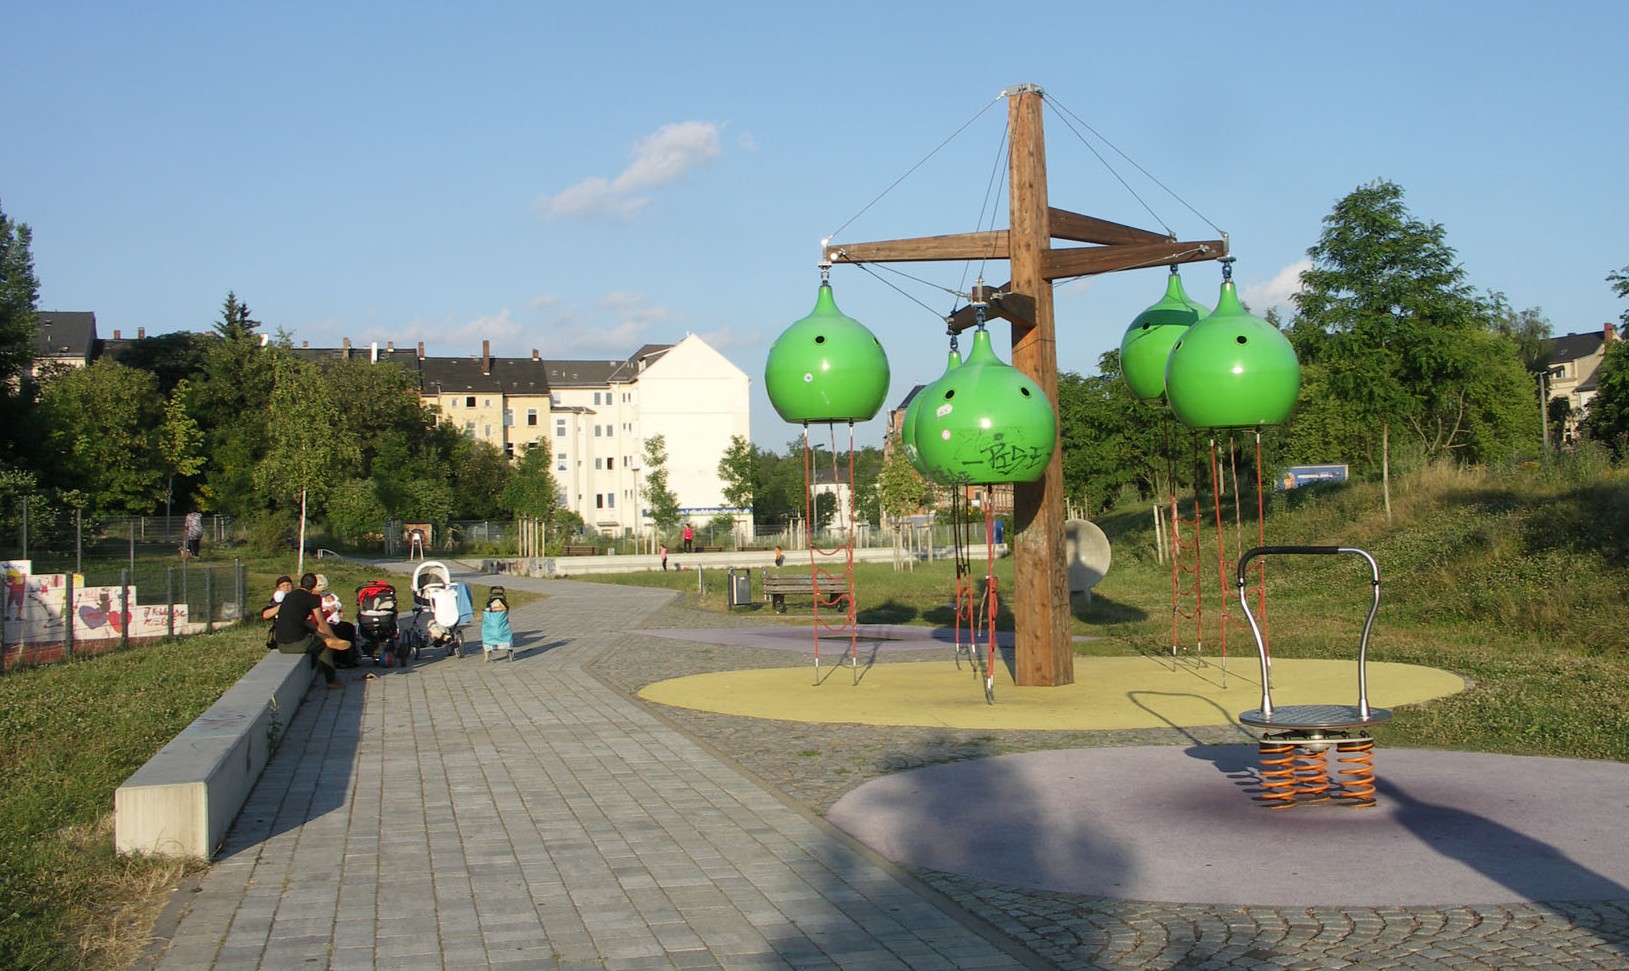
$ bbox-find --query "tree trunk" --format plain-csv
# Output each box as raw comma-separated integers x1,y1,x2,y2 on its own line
1382,423,1392,524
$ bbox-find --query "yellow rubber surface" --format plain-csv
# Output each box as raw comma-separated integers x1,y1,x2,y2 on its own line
637,656,1465,730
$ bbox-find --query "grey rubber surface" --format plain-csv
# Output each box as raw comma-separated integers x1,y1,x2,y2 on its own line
827,745,1629,908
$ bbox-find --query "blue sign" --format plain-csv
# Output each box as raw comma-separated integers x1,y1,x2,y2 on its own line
1281,464,1349,489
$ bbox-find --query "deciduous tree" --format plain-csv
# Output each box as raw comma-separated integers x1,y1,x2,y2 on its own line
717,434,757,514
0,202,39,450
1290,179,1526,517
641,434,681,536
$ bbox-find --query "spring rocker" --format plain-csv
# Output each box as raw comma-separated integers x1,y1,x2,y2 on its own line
1235,545,1390,808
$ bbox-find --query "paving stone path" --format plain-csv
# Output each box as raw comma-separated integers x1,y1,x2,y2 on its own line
144,572,1629,970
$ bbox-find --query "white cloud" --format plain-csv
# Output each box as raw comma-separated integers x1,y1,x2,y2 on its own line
1241,259,1310,316
536,121,722,221
529,294,560,311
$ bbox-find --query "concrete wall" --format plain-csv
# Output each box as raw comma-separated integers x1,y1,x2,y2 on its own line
115,650,313,858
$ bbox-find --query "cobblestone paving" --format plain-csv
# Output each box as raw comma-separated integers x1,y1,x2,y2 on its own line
595,601,1629,970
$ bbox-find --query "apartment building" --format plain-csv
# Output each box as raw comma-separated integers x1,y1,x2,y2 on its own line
411,334,751,536
1546,322,1618,443
42,310,752,537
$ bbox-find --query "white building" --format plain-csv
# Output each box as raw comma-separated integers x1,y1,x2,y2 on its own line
420,334,751,538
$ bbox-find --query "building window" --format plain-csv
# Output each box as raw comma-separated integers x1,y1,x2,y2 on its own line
465,396,476,408
556,452,567,472
594,425,602,438
503,409,513,426
594,458,603,470
606,493,615,508
555,419,566,437
596,495,604,509
504,443,514,457
464,422,475,437
607,457,614,470
527,409,538,426
484,398,492,408
550,393,560,406
483,425,492,438
593,392,602,405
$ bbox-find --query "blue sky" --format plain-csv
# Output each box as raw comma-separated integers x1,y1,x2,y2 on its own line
4,2,1624,449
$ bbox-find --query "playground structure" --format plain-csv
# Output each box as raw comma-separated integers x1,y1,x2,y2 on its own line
762,278,890,684
763,81,1388,804
780,82,1229,689
1236,545,1391,808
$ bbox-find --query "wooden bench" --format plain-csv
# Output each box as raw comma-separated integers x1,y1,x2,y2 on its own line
695,546,724,553
761,572,819,613
562,545,599,556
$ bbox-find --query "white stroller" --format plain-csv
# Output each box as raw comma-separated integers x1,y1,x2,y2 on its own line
410,561,473,659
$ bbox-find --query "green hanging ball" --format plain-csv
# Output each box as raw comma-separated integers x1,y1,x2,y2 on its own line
913,329,1056,485
1120,270,1210,402
1165,279,1300,429
900,347,961,475
764,283,891,423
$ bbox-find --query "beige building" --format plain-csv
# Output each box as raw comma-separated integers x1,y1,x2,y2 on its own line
353,334,752,537
1545,322,1618,443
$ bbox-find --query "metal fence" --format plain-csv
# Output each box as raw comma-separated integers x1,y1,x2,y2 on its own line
0,560,248,675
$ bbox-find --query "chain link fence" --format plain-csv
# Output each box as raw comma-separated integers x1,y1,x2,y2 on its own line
1,501,249,673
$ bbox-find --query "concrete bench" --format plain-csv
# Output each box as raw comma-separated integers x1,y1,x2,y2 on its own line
115,650,315,858
762,573,820,613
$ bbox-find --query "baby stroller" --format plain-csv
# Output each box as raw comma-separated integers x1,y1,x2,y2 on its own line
411,561,472,659
481,586,514,662
356,579,407,666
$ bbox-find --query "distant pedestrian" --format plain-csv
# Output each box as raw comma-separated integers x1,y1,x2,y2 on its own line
660,545,669,571
773,545,784,567
181,512,203,559
682,523,694,553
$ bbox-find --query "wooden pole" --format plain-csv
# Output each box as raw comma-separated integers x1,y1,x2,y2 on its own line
1006,85,1074,687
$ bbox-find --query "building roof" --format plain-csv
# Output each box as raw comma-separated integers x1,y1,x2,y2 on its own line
421,355,553,395
1547,328,1614,365
34,311,97,360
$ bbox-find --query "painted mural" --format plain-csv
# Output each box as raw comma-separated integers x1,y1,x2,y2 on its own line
0,560,192,647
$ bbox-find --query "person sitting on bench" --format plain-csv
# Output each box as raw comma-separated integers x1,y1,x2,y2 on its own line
273,572,351,689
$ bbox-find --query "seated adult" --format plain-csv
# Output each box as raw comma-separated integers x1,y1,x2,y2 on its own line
315,574,359,668
261,575,294,649
273,572,350,688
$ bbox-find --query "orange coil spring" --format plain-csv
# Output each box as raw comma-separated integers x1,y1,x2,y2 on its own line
1336,737,1378,807
1293,746,1331,802
1257,740,1298,809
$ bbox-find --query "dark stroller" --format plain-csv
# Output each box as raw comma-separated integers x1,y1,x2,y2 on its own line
356,579,410,666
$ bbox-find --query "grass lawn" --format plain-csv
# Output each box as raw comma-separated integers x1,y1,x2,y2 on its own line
0,553,532,970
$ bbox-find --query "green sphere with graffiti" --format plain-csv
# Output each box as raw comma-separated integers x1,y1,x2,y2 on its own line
911,328,1056,485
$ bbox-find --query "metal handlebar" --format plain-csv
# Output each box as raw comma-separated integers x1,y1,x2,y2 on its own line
1235,545,1381,721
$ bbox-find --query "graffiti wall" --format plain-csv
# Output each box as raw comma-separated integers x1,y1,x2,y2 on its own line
0,560,191,648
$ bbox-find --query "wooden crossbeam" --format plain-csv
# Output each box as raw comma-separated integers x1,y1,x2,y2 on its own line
1047,207,1170,246
1043,239,1228,280
824,231,1007,265
944,282,1036,333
